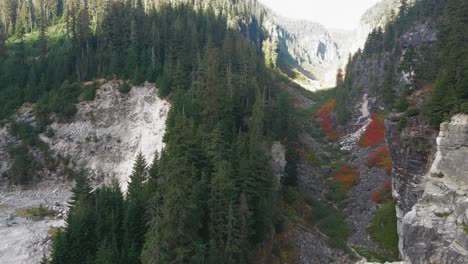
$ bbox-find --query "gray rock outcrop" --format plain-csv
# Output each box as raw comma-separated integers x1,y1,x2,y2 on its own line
387,114,468,263
41,81,170,190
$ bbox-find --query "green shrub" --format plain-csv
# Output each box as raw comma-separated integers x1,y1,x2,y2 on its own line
10,144,36,185
308,199,350,249
83,82,98,101
304,148,321,166
9,122,38,146
274,217,285,233
368,202,399,260
45,128,55,138
119,82,132,94
398,117,407,130
406,108,420,117
325,179,346,203
282,187,299,204
395,95,408,112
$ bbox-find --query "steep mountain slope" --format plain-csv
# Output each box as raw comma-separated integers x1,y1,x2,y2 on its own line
0,1,298,263
2,0,466,263
336,0,468,262
360,0,401,30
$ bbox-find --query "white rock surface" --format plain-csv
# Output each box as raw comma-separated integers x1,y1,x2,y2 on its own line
0,183,70,264
42,81,170,190
399,114,468,264
340,93,371,151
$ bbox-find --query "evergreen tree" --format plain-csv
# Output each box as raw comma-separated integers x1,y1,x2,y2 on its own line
335,68,350,125
399,45,417,86
383,62,396,107
122,153,149,264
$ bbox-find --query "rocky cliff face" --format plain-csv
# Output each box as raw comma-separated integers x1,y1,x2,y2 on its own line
41,81,170,190
341,8,468,262
0,81,169,263
386,113,437,218
387,113,468,263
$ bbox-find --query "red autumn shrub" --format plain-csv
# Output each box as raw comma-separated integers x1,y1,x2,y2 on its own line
367,146,392,174
334,166,359,190
359,113,385,147
316,99,339,139
371,181,392,204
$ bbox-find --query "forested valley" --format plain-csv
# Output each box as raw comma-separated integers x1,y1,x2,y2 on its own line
0,0,467,263
1,0,300,263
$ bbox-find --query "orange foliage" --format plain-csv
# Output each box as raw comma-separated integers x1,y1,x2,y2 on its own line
371,181,393,204
359,113,385,148
334,166,359,190
367,147,393,174
316,99,340,139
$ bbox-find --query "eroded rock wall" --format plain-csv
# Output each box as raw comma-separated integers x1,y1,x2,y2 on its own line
41,81,170,190
387,114,468,263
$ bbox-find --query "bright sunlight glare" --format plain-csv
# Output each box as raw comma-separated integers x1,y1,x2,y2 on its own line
259,0,382,30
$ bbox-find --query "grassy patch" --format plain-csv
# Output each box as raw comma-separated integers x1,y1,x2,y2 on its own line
307,199,350,249
48,226,60,237
464,225,468,234
16,205,57,221
0,203,10,209
434,212,451,218
325,179,347,203
368,202,399,260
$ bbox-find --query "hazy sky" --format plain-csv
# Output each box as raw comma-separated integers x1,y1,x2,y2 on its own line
259,0,381,30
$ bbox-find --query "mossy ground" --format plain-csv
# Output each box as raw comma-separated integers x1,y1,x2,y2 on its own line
16,206,57,221
367,202,399,261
